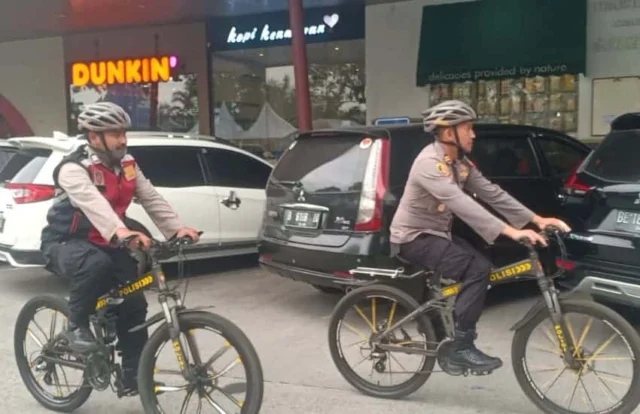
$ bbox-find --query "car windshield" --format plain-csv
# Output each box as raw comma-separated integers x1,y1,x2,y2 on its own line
270,136,371,193
582,129,640,183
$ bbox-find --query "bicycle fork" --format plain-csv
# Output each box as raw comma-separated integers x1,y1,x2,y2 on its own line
534,261,580,368
159,297,196,380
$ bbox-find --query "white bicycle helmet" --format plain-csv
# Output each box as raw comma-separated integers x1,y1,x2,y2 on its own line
77,102,132,132
422,100,477,133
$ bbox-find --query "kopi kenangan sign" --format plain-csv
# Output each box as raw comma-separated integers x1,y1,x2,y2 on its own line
227,13,339,45
209,5,365,51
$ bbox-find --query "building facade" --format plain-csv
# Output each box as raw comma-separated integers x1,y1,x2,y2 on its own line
366,0,640,140
0,0,638,142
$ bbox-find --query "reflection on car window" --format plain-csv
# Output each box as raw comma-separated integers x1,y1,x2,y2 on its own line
204,148,272,189
128,146,205,187
272,136,371,193
536,136,585,178
584,130,640,183
6,149,51,183
470,135,539,177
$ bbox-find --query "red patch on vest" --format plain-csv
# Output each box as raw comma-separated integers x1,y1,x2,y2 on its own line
85,160,137,245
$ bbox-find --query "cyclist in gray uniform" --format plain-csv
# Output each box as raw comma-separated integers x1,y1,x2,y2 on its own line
389,100,570,373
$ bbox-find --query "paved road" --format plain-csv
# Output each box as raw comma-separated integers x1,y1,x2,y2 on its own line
0,257,638,413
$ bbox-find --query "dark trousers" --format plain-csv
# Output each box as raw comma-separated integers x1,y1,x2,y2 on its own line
398,234,493,331
43,239,148,372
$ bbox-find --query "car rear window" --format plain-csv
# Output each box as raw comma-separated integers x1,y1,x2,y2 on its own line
3,148,52,184
583,129,640,183
271,135,372,193
0,147,17,171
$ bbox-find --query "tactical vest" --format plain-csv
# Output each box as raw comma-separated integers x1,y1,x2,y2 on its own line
40,145,137,247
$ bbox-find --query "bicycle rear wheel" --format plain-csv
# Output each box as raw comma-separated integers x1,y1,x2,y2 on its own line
138,311,264,414
512,299,640,414
328,284,438,399
14,295,93,413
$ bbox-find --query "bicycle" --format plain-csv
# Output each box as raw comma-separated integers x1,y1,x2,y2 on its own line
327,226,640,414
14,233,264,413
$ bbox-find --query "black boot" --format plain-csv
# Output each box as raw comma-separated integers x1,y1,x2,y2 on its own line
120,368,139,397
64,322,98,353
120,368,165,397
446,329,503,374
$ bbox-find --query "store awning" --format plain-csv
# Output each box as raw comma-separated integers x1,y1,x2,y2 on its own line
416,0,587,86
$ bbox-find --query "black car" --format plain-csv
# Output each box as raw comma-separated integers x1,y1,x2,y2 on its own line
560,127,640,309
258,123,590,297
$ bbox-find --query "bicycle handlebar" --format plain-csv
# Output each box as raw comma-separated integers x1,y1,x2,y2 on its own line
517,225,565,248
517,225,569,278
117,231,203,259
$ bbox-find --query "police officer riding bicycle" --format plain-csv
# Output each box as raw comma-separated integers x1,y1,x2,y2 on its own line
39,101,200,396
389,99,571,374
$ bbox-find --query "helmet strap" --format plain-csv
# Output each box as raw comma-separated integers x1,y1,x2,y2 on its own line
453,127,465,159
437,126,465,160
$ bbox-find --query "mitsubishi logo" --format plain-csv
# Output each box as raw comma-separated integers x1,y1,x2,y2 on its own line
297,189,306,202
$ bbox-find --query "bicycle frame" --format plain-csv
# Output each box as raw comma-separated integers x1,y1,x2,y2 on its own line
348,234,579,367
39,238,205,381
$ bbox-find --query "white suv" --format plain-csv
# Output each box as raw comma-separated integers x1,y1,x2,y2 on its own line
0,131,273,268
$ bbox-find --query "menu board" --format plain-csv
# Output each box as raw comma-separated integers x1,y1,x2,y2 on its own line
429,74,578,133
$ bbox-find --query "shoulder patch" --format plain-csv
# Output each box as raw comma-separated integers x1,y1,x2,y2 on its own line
459,163,469,178
436,162,451,177
123,164,136,181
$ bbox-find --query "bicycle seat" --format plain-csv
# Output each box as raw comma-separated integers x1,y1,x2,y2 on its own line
393,253,414,266
392,253,433,275
392,252,457,288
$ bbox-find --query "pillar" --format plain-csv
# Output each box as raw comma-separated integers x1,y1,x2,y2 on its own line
288,0,312,131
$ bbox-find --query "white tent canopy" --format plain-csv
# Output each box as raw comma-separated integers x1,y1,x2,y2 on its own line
213,102,244,140
237,102,297,140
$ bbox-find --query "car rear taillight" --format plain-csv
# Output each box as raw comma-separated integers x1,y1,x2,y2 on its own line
4,183,56,204
556,259,577,271
564,165,590,196
355,138,389,231
333,270,354,279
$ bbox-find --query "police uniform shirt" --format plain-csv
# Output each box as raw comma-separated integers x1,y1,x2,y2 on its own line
390,141,535,245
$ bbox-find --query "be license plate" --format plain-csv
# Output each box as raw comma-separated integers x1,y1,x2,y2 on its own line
283,209,321,229
0,216,5,233
614,210,640,233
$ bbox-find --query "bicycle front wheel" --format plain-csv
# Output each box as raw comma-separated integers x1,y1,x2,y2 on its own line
138,311,264,414
512,299,640,414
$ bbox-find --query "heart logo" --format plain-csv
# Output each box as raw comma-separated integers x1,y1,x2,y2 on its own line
323,13,339,29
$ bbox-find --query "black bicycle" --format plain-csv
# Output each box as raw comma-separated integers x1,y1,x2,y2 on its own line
14,234,264,413
328,226,640,414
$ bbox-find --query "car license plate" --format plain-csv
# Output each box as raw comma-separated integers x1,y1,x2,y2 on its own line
614,210,640,233
0,215,4,233
283,209,322,229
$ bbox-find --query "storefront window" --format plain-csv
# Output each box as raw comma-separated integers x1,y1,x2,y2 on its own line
68,74,199,135
212,39,365,133
208,5,366,156
428,75,579,134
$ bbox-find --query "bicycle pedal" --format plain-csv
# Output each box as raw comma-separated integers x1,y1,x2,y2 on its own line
469,369,494,376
